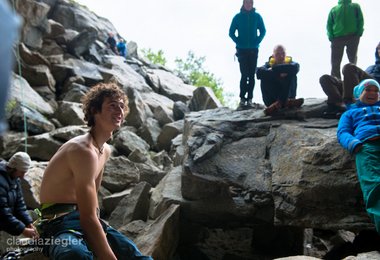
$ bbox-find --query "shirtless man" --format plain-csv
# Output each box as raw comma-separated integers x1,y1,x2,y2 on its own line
39,83,152,259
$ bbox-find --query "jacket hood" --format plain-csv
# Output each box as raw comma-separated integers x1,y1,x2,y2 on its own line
240,7,256,13
338,0,352,4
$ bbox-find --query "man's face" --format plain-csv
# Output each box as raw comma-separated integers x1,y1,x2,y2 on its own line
273,47,286,64
11,170,27,179
96,97,126,130
360,85,379,105
243,0,253,11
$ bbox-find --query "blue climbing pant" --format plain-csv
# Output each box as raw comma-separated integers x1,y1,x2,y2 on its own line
355,139,380,232
40,210,153,260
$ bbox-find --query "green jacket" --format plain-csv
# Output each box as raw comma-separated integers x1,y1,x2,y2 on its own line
326,0,364,41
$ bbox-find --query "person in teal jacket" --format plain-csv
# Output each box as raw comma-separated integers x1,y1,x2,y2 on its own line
337,79,380,233
326,0,364,79
229,0,266,108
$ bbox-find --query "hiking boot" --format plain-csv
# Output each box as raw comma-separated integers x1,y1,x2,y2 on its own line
326,103,346,113
239,98,246,107
264,100,282,116
247,99,253,108
286,98,304,108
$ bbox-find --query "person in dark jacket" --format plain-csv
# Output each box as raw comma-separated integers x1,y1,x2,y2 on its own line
337,79,380,233
106,32,118,55
326,0,364,79
320,42,380,117
229,0,266,108
0,152,37,238
256,45,304,116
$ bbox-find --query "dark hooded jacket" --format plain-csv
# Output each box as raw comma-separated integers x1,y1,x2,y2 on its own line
365,44,380,84
0,161,32,235
229,7,266,49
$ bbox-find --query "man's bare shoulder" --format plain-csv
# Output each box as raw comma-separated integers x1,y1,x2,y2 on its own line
59,133,93,154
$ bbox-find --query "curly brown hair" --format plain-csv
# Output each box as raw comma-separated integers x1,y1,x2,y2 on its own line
81,83,129,127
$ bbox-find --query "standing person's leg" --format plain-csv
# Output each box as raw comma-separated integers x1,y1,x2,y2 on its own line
331,38,346,79
319,74,343,105
106,226,153,260
246,49,259,102
346,35,360,65
237,49,249,103
342,63,372,103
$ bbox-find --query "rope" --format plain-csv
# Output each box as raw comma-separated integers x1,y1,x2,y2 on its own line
11,0,28,153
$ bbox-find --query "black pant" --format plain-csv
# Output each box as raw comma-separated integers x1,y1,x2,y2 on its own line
237,48,258,100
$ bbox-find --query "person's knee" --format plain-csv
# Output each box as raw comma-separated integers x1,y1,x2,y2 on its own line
342,63,357,75
319,74,330,86
53,246,93,260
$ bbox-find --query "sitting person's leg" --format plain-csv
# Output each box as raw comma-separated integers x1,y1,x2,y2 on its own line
48,231,93,260
106,226,153,260
319,74,343,106
260,77,277,107
288,75,298,99
342,63,372,104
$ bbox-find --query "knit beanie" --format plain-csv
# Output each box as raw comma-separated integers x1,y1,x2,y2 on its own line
353,79,380,99
7,152,31,172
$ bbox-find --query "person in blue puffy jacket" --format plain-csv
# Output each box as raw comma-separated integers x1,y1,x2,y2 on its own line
337,78,380,232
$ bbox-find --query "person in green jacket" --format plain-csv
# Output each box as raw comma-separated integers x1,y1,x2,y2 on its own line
326,0,364,79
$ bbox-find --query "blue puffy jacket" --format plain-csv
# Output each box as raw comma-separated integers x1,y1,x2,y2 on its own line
229,7,266,50
337,101,380,154
0,161,32,235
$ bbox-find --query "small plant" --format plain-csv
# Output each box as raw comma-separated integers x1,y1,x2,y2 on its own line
141,48,167,66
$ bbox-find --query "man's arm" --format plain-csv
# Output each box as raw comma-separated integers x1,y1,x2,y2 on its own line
337,111,362,154
256,64,272,80
228,16,238,43
0,179,31,236
13,179,33,226
326,10,334,41
69,147,116,260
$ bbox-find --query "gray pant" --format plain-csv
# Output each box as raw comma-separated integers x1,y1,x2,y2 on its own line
0,1,21,134
330,34,360,79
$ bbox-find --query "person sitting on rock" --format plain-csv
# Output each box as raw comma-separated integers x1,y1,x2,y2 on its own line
106,32,118,55
320,41,380,118
117,38,127,58
337,79,380,233
38,83,152,260
256,44,304,116
0,152,38,239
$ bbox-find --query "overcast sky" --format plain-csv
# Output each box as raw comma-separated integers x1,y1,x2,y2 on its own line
76,0,379,105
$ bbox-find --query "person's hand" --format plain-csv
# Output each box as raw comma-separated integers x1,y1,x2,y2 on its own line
22,225,39,239
353,144,363,154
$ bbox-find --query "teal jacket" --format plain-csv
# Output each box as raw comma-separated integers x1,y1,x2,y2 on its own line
229,8,266,49
326,0,364,41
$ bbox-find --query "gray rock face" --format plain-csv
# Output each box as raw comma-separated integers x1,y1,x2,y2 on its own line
181,107,371,231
